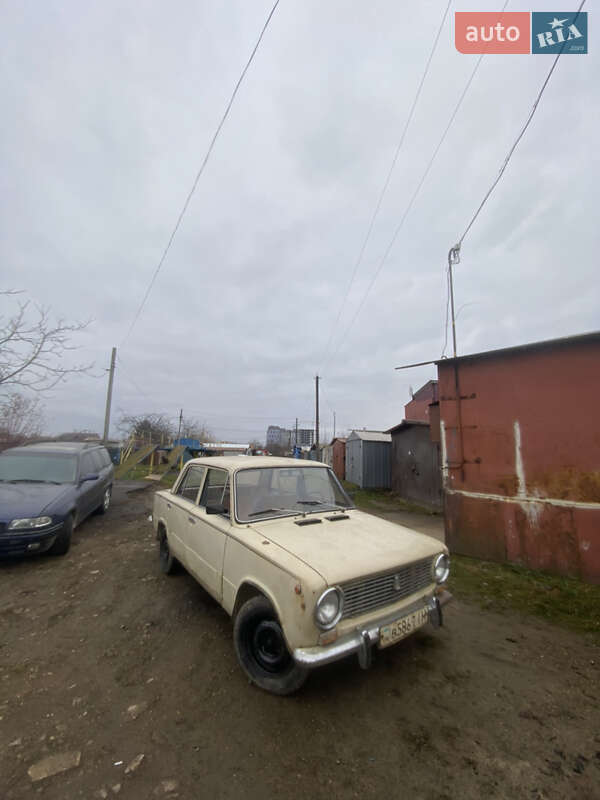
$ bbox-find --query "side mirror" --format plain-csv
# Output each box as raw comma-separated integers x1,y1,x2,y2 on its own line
80,473,99,483
205,504,227,515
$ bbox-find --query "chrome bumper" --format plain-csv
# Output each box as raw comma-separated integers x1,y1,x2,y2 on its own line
293,590,452,670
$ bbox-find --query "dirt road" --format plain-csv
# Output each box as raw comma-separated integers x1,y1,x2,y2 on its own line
1,483,598,799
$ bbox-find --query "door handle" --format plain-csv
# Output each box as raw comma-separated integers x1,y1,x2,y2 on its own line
188,516,196,525
167,502,171,509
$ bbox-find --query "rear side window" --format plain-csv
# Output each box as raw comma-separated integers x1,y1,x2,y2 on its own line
80,452,96,477
97,448,112,467
89,450,105,472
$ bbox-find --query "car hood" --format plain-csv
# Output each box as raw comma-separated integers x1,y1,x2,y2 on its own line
248,509,445,585
0,482,70,521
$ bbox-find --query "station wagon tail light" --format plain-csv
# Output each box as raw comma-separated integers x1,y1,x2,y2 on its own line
433,554,450,584
8,516,52,530
315,587,343,630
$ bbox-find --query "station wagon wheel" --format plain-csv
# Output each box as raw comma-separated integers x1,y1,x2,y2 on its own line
158,529,179,575
48,514,73,557
97,486,112,515
234,596,308,696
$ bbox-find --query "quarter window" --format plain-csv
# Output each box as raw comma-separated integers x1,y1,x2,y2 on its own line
175,466,206,502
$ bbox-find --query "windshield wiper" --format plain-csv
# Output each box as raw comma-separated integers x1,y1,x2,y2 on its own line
248,507,303,518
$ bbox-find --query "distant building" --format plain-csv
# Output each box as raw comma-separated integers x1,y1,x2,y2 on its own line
266,426,315,449
266,426,291,448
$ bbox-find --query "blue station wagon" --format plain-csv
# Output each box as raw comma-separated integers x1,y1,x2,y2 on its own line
0,442,114,557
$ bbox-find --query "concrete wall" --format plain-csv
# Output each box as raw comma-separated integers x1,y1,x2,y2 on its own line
438,336,600,583
391,425,442,510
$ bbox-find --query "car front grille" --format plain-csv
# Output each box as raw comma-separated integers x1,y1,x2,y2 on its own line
340,557,434,620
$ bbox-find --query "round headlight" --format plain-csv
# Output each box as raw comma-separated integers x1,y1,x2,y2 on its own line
433,553,450,584
315,587,343,630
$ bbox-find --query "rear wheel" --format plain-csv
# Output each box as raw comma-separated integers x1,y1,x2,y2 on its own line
233,596,308,695
48,515,73,556
158,529,179,574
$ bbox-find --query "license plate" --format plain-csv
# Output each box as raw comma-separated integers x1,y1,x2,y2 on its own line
379,607,429,648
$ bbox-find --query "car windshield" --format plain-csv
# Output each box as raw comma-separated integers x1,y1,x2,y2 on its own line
0,453,78,483
235,466,353,522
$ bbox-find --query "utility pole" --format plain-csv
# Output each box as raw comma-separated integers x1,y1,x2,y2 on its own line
102,347,117,444
176,408,183,442
315,375,320,458
295,418,298,447
333,411,336,440
448,244,461,358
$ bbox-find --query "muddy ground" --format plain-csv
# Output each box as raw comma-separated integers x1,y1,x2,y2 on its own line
1,483,598,800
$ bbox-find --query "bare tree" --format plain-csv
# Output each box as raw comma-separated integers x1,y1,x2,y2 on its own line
180,416,213,442
118,413,175,445
0,392,45,449
1,290,92,394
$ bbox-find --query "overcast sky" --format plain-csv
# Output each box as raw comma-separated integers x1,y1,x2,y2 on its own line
1,0,597,444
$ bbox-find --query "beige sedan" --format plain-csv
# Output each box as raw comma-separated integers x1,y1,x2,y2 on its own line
152,456,451,695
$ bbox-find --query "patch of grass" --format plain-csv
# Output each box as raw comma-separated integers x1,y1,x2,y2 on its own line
449,555,600,637
344,483,439,516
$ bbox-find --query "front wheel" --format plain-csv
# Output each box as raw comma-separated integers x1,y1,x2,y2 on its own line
97,486,111,515
48,515,73,556
233,596,308,695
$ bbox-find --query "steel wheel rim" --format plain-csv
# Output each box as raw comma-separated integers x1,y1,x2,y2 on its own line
103,489,111,511
251,620,290,673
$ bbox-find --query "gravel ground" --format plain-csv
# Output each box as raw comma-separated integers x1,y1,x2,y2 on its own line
1,482,598,800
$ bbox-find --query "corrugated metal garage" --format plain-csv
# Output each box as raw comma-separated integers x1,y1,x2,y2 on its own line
436,331,600,584
345,430,391,489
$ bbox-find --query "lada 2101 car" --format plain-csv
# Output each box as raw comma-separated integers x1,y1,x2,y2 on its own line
152,457,451,694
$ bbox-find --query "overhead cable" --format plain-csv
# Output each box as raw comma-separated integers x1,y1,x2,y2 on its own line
319,0,452,372
121,0,280,346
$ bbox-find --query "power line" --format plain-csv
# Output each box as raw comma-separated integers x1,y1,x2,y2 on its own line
121,0,281,347
442,0,586,355
319,0,452,372
458,1,586,248
323,53,487,371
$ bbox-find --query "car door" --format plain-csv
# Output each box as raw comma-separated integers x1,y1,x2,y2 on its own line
77,451,101,521
182,467,230,601
168,465,207,568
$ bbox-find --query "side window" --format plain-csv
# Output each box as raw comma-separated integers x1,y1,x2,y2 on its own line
98,448,112,467
199,469,229,510
175,466,206,503
90,450,105,472
80,452,96,477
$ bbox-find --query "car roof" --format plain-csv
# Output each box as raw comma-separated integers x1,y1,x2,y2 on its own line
1,441,104,455
184,456,329,471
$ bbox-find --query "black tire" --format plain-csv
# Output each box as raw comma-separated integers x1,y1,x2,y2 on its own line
48,515,73,556
96,485,112,515
158,529,179,574
233,596,308,695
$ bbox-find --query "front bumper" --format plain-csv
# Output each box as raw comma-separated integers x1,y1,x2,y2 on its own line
293,590,452,670
0,522,63,557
